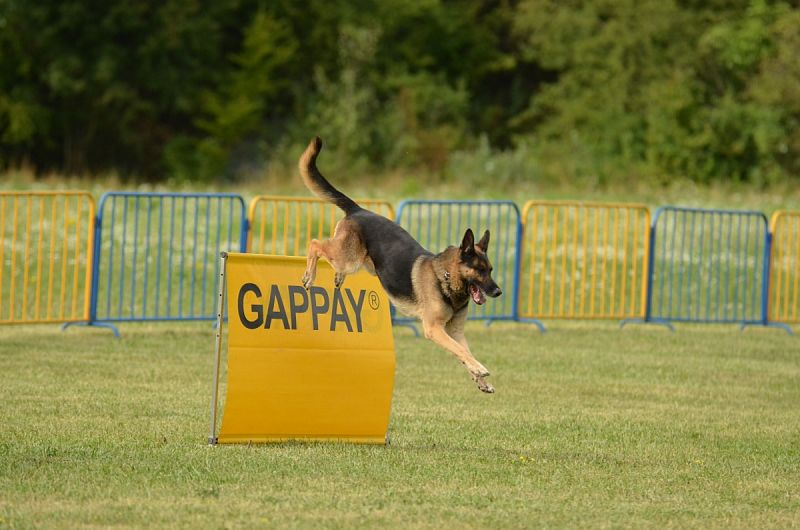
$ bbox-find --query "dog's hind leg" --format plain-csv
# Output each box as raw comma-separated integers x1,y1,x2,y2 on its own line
302,219,366,289
302,239,324,290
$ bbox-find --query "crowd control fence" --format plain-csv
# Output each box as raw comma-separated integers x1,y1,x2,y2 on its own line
3,190,798,336
73,192,248,336
769,211,800,324
622,206,790,333
393,200,534,330
519,201,651,322
0,191,95,325
247,196,394,255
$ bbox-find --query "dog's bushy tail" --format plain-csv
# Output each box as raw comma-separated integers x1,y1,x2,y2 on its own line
299,137,360,215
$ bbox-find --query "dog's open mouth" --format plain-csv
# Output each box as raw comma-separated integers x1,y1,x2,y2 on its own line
469,283,486,305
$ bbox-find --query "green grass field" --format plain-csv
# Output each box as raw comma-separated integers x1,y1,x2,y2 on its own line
1,321,798,529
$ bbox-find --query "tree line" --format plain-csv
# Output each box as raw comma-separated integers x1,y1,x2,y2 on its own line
1,0,798,184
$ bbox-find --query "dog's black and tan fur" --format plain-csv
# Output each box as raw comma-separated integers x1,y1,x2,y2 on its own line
299,137,501,393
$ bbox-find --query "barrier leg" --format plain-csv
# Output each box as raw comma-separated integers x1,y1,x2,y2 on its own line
62,321,121,338
208,252,228,446
740,321,793,335
619,318,675,332
392,320,420,337
489,317,545,333
519,318,546,333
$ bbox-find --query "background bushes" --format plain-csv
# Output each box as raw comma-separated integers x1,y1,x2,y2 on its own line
0,0,798,184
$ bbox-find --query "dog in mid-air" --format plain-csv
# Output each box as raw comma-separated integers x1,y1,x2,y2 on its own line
299,136,502,393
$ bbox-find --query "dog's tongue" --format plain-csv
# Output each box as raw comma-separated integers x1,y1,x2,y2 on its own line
469,284,486,305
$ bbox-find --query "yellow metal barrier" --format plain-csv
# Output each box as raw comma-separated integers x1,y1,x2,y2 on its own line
519,201,651,320
247,196,395,255
769,211,800,323
0,191,96,324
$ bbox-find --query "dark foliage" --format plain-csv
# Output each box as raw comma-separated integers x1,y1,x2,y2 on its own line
0,0,797,183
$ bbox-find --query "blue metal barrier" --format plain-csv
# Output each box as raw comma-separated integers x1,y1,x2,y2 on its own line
394,200,540,331
622,206,789,333
72,192,248,336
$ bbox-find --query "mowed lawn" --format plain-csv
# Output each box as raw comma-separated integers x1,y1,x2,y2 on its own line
0,321,798,529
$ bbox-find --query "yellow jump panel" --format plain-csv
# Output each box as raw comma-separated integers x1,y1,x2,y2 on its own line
218,253,396,444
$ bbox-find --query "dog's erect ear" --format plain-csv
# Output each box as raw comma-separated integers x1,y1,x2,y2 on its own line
477,230,490,253
460,228,475,255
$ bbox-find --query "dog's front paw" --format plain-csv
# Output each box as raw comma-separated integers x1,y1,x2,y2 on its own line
301,271,314,290
474,376,495,394
471,371,494,393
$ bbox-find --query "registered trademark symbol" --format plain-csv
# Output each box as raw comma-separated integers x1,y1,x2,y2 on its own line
368,291,380,310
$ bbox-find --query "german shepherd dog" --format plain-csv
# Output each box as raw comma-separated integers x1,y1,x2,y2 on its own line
299,137,502,393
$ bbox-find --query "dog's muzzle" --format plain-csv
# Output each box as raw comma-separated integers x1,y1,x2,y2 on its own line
470,283,502,305
487,285,502,298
